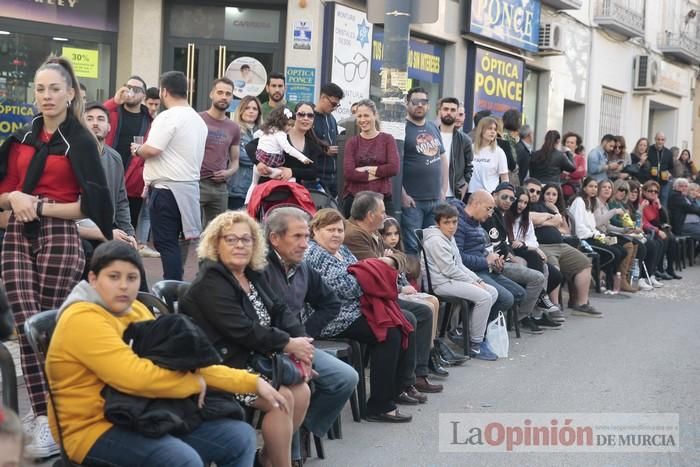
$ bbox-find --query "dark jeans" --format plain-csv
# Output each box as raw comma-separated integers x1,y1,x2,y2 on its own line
401,199,440,254
398,298,432,380
476,271,525,321
84,419,255,467
150,188,184,280
337,316,412,415
588,238,626,288
128,196,143,230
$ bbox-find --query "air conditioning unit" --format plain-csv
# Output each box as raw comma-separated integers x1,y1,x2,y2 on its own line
633,55,660,92
538,23,564,54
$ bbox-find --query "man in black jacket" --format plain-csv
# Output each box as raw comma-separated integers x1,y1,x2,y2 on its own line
516,124,533,184
668,178,700,240
437,97,473,200
263,207,358,459
648,132,675,206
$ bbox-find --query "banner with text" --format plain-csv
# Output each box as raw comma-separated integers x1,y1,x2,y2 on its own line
0,100,35,144
371,30,443,84
286,67,316,104
468,0,541,53
472,47,524,117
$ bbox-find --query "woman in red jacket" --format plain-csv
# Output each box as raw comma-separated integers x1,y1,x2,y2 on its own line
641,180,681,280
341,99,399,217
561,132,586,199
0,55,113,457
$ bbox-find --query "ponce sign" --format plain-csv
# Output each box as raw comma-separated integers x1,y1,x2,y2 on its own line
472,47,524,117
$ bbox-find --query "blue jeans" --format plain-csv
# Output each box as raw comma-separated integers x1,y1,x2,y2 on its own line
660,182,671,207
401,199,440,254
150,188,184,280
135,190,152,244
84,419,256,467
292,348,358,459
477,271,525,320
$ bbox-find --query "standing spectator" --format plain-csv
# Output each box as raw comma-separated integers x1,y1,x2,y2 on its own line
561,132,586,198
528,130,575,186
499,108,521,187
436,97,473,200
641,180,681,280
673,149,697,180
400,87,449,255
132,71,208,280
341,99,399,217
647,132,674,206
229,96,262,210
0,56,113,458
468,116,509,195
313,82,344,197
516,124,533,184
587,134,616,182
144,87,161,118
468,109,491,141
629,137,651,182
261,72,289,120
608,135,630,180
103,75,152,231
199,78,240,228
455,105,466,130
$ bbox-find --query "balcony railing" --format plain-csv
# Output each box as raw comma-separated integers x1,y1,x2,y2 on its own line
658,32,700,65
541,0,583,10
594,0,645,38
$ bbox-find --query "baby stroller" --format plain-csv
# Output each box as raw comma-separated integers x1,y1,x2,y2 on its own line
247,180,318,221
307,186,339,211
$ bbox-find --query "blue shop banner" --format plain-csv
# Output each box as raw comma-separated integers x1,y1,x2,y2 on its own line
286,67,316,104
472,47,524,117
371,30,443,84
0,100,35,144
467,0,541,53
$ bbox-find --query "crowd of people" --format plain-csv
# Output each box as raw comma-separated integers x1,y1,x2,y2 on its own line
0,53,698,467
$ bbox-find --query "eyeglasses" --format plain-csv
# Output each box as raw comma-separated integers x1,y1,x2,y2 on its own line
324,95,341,109
221,234,254,247
125,85,144,94
499,194,516,202
334,53,368,81
617,188,628,193
645,190,659,194
409,98,429,106
528,188,541,195
296,112,314,119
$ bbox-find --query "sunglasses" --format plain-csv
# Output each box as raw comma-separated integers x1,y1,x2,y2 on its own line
528,188,541,195
324,95,341,108
645,189,659,194
617,187,628,193
499,194,516,202
125,85,144,93
296,112,314,119
409,98,429,106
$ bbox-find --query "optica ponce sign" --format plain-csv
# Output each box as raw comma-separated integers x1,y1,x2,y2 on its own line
472,47,524,117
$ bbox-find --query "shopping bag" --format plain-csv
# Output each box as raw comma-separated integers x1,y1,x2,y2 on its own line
485,311,509,358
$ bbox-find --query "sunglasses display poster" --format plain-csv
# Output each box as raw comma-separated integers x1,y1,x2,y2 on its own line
328,3,372,121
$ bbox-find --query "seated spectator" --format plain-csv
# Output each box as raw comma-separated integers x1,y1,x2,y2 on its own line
641,180,681,280
344,191,442,393
304,208,415,421
673,149,697,180
528,130,575,186
626,181,664,288
568,177,627,290
179,211,310,467
260,207,359,462
594,179,638,292
505,187,564,319
527,180,601,317
561,132,586,199
48,241,287,466
421,203,499,360
669,178,700,241
0,405,23,466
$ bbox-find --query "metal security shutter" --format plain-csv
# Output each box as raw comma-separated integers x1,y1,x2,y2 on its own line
599,88,623,138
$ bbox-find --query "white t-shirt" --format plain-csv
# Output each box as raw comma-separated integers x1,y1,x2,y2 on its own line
143,106,208,183
469,144,508,193
441,131,454,197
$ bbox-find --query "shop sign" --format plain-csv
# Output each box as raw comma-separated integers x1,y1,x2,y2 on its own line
224,8,280,43
0,100,35,144
371,30,444,84
467,0,541,53
658,62,687,97
286,67,316,104
330,4,373,121
293,20,312,51
63,47,99,79
1,0,118,32
473,47,524,116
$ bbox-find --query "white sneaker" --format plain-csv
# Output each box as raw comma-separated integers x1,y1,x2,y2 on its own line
637,279,653,291
25,415,60,459
138,244,161,258
650,277,664,288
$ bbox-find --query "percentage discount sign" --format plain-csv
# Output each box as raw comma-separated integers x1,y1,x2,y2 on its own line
63,47,99,79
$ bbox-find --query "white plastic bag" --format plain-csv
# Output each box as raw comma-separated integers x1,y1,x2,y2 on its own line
485,312,509,358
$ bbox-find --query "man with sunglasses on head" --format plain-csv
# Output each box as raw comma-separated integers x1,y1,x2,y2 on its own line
103,75,153,252
401,87,449,255
313,82,345,198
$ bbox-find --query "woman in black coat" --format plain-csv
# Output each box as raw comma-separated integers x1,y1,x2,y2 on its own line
180,210,310,467
529,130,576,185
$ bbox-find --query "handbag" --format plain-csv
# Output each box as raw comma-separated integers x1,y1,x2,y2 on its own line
485,311,509,358
247,352,307,389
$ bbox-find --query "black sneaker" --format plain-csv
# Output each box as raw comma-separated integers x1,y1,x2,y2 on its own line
534,314,562,329
519,317,544,334
536,292,560,313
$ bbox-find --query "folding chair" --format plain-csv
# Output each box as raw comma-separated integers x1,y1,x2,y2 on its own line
151,280,191,314
0,341,18,412
136,291,171,316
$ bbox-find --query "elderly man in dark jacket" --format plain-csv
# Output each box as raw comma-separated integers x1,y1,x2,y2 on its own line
648,132,675,206
668,178,700,240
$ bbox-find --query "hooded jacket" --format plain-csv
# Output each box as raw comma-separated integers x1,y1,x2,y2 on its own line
422,225,481,287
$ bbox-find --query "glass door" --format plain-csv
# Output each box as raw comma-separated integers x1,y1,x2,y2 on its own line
171,42,202,109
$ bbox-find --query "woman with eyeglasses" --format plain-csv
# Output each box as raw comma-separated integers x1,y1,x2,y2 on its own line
341,99,399,218
608,135,629,180
641,180,682,281
626,181,664,288
529,130,575,186
568,177,627,291
469,116,509,194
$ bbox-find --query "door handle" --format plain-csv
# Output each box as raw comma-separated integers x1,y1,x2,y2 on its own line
218,45,227,79
186,43,196,106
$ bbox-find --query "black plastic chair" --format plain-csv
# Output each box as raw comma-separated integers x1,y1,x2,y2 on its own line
314,338,363,424
0,340,18,412
136,292,171,316
151,280,191,314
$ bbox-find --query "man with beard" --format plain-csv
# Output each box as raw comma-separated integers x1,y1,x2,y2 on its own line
437,97,473,201
199,78,241,227
401,87,449,254
261,72,289,120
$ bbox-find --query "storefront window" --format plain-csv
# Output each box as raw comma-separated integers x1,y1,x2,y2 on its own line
0,31,111,143
523,68,539,127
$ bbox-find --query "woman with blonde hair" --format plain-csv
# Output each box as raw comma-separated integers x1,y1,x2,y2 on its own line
229,96,263,210
180,210,311,467
468,116,509,194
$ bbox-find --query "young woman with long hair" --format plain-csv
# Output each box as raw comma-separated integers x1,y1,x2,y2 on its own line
528,130,575,185
561,132,586,198
469,116,509,194
229,95,263,210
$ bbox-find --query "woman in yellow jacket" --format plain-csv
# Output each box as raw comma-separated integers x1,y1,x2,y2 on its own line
46,241,288,466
